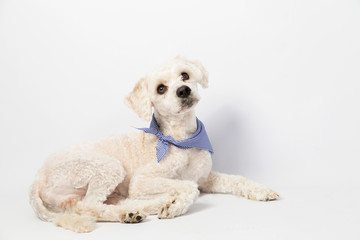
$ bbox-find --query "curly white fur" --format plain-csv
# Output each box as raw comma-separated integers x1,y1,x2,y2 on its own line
29,56,279,233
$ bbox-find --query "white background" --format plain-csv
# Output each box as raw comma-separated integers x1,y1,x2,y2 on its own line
1,0,360,239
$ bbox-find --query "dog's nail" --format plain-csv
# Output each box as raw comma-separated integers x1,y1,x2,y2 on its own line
136,216,142,221
128,213,134,218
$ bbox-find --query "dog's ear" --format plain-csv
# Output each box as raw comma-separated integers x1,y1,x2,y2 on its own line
190,60,209,88
125,77,152,122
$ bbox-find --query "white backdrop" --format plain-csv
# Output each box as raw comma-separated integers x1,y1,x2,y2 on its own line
1,0,360,239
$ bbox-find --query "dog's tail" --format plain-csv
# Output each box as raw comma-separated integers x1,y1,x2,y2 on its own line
29,176,57,222
54,213,96,233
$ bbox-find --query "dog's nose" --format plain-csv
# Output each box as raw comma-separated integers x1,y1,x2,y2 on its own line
176,86,191,98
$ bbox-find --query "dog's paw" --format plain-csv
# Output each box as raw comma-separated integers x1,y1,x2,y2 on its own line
158,198,189,219
236,185,279,201
247,187,279,201
119,211,146,224
249,188,279,201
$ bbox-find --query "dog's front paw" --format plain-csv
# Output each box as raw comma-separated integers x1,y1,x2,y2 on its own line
119,211,146,224
236,185,279,201
158,198,185,219
248,187,279,201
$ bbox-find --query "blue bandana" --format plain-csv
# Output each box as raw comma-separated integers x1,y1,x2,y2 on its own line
138,115,214,162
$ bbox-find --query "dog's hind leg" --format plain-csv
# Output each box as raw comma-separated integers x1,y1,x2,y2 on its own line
55,202,146,232
53,153,145,232
73,167,146,224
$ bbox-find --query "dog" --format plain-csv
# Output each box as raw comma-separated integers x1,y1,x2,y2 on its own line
29,56,279,232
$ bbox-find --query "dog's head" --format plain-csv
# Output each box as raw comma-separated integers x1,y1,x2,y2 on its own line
125,56,209,121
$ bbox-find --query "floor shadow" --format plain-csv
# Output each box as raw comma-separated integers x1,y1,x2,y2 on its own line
185,202,212,216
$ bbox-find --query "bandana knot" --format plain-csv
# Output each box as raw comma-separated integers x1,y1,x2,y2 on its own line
138,114,214,162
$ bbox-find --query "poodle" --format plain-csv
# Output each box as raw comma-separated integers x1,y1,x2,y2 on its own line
29,56,279,232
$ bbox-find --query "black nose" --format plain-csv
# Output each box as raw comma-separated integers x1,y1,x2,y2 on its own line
176,86,191,98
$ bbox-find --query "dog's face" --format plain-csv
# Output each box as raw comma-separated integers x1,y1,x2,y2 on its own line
126,57,209,121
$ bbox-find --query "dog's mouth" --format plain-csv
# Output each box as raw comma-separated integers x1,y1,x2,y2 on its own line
178,97,199,113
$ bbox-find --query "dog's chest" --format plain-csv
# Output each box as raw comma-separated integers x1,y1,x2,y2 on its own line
166,146,212,182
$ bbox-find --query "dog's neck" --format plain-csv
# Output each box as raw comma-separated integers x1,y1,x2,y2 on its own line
154,110,197,140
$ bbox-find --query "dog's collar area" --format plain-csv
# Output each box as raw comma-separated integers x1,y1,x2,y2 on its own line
138,114,214,162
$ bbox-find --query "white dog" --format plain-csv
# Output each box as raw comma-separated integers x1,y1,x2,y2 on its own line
29,56,279,232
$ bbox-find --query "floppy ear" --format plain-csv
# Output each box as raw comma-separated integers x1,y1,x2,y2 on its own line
125,77,152,122
190,60,209,88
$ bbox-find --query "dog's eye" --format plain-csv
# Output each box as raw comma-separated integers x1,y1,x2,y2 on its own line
181,72,189,81
157,84,167,95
